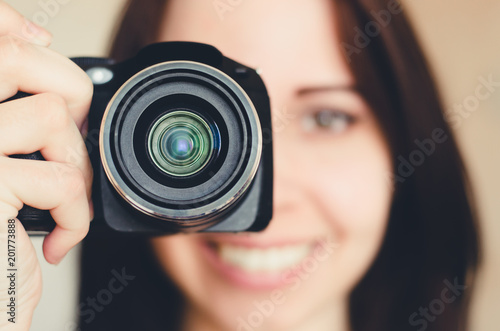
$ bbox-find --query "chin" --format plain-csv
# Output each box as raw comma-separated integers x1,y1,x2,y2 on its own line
151,230,363,330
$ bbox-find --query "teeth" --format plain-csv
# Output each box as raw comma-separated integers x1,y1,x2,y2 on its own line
217,243,312,273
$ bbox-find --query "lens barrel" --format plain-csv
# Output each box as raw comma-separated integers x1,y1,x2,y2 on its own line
99,61,262,229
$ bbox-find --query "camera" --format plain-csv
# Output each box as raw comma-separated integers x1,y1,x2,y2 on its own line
10,42,273,235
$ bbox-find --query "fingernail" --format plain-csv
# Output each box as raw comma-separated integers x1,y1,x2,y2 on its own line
21,19,52,47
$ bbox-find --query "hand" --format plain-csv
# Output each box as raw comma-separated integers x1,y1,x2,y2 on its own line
0,2,94,330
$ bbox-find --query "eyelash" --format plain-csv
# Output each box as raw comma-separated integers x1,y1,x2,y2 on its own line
301,109,356,134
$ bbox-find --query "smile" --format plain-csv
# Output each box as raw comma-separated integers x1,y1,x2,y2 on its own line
216,242,313,273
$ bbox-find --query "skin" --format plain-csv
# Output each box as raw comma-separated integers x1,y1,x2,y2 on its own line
0,1,393,330
150,0,394,330
0,2,93,330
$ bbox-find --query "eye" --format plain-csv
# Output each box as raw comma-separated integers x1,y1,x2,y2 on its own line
301,109,356,134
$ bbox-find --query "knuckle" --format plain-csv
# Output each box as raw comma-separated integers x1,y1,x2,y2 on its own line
35,93,72,132
72,70,94,111
0,2,21,29
63,60,94,110
0,163,22,211
0,201,20,221
75,221,90,240
0,35,27,67
0,1,7,14
0,1,13,17
58,164,86,199
80,73,94,102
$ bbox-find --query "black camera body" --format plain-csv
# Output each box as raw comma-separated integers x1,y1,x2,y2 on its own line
14,42,273,235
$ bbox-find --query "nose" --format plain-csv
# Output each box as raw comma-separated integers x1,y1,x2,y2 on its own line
268,102,304,218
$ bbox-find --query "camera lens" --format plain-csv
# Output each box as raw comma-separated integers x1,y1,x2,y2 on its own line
148,111,215,177
100,61,262,229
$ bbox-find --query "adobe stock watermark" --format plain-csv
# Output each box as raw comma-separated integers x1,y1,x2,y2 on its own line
236,237,339,331
64,267,136,331
212,0,246,21
444,73,500,130
385,128,448,185
341,0,403,63
408,277,467,331
21,0,73,40
384,73,499,186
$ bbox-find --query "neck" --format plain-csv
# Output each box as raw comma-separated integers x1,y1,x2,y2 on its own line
180,297,351,331
289,299,350,331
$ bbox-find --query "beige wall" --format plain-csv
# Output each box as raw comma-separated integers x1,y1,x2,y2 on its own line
401,1,500,330
5,0,500,330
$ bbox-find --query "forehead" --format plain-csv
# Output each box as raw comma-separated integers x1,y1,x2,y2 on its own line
158,0,354,90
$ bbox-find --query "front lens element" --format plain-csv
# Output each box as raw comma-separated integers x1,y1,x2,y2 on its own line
149,111,213,176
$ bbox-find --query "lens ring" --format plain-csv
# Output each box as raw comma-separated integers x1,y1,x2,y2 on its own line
148,111,214,177
100,60,263,225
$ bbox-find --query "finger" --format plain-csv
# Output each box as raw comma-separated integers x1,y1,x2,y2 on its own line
0,93,93,201
0,1,52,46
0,157,90,264
0,216,42,331
0,35,93,128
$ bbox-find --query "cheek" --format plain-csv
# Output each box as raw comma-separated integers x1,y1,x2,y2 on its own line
304,128,393,287
150,235,206,299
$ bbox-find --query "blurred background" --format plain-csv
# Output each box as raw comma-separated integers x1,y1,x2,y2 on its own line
5,0,500,330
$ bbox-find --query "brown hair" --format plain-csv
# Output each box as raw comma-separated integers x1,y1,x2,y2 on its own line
80,1,480,330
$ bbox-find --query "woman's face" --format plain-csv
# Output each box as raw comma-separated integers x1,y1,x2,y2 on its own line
151,0,393,329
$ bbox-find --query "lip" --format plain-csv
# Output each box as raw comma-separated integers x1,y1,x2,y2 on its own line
198,237,321,290
200,233,316,249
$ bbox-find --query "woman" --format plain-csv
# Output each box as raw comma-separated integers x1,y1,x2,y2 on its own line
0,0,479,330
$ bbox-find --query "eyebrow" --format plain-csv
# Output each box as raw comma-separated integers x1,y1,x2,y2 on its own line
296,85,359,96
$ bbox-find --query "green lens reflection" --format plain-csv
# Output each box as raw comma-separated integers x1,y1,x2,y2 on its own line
148,111,213,176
